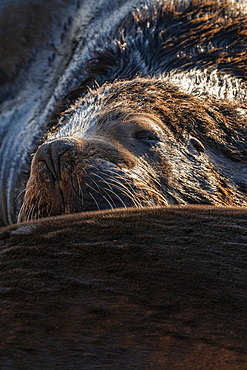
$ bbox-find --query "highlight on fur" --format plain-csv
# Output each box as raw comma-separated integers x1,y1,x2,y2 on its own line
18,0,247,222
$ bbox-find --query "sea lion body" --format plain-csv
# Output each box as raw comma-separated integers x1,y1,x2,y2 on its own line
14,0,247,222
1,206,247,368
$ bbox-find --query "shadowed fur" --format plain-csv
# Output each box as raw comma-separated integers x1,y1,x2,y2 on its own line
1,206,247,369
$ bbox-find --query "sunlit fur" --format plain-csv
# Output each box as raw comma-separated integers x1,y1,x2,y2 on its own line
20,0,247,221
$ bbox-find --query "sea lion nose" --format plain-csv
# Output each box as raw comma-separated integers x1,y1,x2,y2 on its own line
34,138,78,180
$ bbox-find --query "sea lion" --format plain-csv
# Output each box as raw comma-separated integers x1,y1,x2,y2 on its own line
1,206,247,369
1,0,247,225
18,0,247,222
20,77,247,221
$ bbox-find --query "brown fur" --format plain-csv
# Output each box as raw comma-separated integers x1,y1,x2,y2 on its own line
20,78,247,221
1,206,247,369
18,0,247,222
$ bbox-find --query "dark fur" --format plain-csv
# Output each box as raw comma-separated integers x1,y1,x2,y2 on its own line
1,206,247,369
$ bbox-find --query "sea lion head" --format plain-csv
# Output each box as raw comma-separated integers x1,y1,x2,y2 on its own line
19,77,247,221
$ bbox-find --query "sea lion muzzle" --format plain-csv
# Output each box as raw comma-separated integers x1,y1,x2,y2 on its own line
33,138,78,181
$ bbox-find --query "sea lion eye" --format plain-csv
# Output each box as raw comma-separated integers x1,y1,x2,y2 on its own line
189,137,205,153
135,131,160,144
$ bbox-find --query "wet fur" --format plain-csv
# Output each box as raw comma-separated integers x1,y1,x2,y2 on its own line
48,0,247,117
19,0,247,221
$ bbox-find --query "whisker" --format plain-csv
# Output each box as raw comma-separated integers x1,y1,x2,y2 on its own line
110,185,142,207
23,191,37,222
15,187,26,201
88,176,127,208
88,175,102,191
107,167,167,201
76,174,84,201
27,205,35,222
91,166,154,206
103,187,128,208
85,183,115,209
105,176,142,206
88,192,100,211
108,187,138,208
17,201,26,223
37,195,45,220
90,177,117,208
107,174,167,206
92,173,114,190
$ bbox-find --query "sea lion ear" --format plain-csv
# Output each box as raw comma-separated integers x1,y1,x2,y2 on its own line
189,137,205,153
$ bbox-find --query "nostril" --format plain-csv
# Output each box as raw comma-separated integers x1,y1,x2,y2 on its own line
33,138,77,180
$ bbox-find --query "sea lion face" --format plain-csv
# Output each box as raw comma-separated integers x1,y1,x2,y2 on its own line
19,78,247,221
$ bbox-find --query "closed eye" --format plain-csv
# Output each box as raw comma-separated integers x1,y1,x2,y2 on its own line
135,131,160,144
